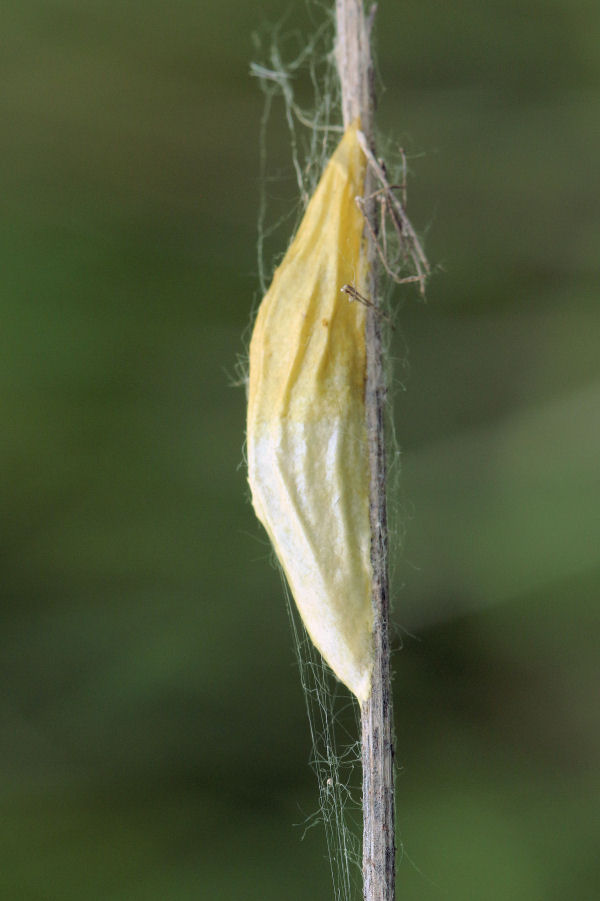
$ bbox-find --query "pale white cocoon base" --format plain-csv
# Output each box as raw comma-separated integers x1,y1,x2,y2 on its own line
247,125,374,703
251,419,373,702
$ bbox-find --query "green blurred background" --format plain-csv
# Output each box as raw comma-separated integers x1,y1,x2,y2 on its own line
2,1,599,898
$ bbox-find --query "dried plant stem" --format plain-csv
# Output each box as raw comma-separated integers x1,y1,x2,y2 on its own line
335,2,396,901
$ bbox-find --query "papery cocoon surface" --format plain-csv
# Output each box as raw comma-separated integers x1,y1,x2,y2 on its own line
247,124,374,703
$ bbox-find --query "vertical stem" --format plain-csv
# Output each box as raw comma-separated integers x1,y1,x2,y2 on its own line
336,3,395,900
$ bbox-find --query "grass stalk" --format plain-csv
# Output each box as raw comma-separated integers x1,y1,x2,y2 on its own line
335,2,396,899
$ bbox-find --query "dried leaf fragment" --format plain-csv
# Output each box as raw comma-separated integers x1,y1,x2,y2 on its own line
247,124,374,702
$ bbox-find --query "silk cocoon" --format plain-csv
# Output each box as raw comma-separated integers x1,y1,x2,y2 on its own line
247,124,374,703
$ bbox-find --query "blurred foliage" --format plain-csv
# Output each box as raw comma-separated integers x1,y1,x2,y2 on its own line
1,1,598,899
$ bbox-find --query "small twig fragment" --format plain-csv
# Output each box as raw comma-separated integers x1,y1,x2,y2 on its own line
356,130,430,295
341,283,394,328
355,196,424,289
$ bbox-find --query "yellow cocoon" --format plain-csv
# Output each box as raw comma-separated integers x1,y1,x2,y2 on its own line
247,124,374,703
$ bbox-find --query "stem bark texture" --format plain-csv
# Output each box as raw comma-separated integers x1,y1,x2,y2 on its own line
335,2,396,900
